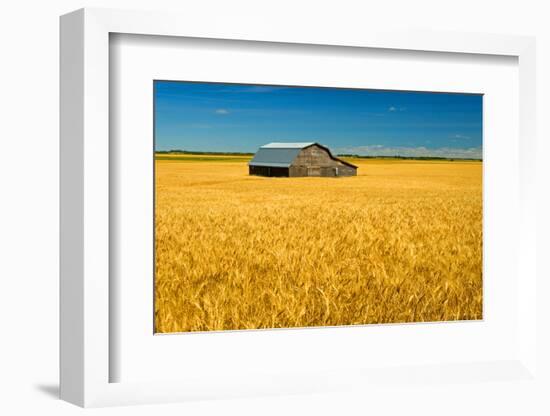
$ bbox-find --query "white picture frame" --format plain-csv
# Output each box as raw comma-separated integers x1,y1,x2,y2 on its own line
60,7,538,408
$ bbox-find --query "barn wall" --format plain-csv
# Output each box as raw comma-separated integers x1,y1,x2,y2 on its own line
288,166,308,177
292,145,336,167
334,164,357,177
289,145,357,177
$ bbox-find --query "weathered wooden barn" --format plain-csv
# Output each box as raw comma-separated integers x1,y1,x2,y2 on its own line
249,142,357,177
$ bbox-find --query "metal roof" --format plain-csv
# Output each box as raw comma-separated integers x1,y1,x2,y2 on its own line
248,146,303,167
260,142,315,149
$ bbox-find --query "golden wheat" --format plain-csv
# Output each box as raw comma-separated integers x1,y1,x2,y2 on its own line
154,156,482,333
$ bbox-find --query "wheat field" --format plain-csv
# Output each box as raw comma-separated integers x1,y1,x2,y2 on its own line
154,155,482,333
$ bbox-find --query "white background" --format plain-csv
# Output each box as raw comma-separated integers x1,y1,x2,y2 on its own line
1,1,549,415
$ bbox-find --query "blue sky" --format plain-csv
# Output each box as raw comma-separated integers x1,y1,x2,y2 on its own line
154,81,482,158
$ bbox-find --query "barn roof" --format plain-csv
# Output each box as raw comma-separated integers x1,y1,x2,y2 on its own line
261,142,315,149
249,142,358,168
248,143,307,167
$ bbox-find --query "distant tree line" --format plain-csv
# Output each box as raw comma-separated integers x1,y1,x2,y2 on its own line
337,154,482,162
155,149,481,161
156,149,254,156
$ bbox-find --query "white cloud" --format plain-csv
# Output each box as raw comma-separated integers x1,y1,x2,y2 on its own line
334,145,482,159
215,108,230,115
453,134,471,140
388,106,406,112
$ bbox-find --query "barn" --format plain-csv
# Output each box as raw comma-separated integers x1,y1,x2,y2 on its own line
248,142,357,177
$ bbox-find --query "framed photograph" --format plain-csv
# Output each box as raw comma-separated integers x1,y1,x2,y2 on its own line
60,8,539,408
152,80,484,334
